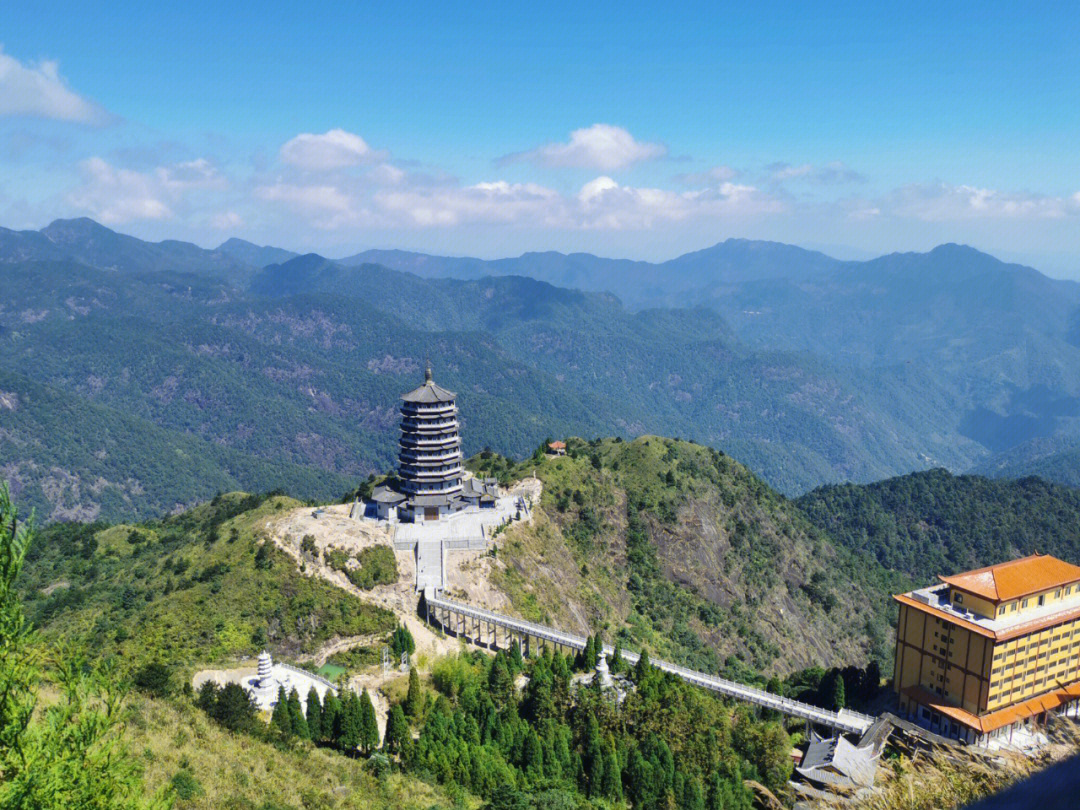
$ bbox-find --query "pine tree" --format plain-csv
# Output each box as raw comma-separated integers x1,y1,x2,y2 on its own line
287,688,309,739
601,744,622,800
337,691,362,754
321,691,341,745
404,666,423,718
578,636,595,671
383,704,410,757
634,648,652,682
509,639,524,672
610,641,624,674
488,652,514,707
270,686,293,736
305,687,323,741
359,689,380,754
683,775,705,810
522,728,544,782
591,633,603,668
831,673,846,711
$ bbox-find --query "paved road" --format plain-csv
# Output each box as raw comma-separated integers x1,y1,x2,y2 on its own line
416,542,444,592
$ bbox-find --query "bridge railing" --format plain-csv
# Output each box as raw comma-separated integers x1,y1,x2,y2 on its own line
425,592,874,735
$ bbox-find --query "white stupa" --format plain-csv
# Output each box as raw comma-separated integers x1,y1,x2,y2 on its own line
596,651,614,689
242,650,338,712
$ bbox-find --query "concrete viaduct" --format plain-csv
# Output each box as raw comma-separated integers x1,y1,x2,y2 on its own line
422,589,876,736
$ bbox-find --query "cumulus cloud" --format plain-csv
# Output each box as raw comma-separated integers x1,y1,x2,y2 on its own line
500,124,667,171
255,182,367,229
885,183,1080,221
0,47,111,124
279,129,384,171
67,157,226,224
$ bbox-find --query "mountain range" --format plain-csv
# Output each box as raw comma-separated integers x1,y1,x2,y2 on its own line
3,216,1080,521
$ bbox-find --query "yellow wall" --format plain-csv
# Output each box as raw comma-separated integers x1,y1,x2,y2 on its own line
987,616,1080,710
982,581,1080,620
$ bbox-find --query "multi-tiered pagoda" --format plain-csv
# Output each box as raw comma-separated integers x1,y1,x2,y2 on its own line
369,363,497,522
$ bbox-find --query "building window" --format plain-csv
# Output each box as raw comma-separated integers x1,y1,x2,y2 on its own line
999,606,1006,615
1023,599,1029,608
1039,595,1046,607
955,593,964,604
1011,603,1018,612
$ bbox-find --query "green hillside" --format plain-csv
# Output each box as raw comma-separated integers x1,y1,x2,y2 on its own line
797,468,1080,585
470,436,901,677
19,492,396,669
0,369,354,522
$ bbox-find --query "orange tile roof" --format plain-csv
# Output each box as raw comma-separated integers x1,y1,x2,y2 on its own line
902,683,1080,735
548,440,566,449
938,553,1080,603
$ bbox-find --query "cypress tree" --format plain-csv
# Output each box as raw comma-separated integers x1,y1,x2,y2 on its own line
610,642,624,674
488,652,513,707
592,633,603,668
601,744,622,800
321,691,341,745
683,776,705,810
359,689,380,754
509,639,523,672
384,704,410,757
305,687,323,741
270,686,292,736
337,691,362,754
287,688,309,739
831,673,846,711
634,648,652,682
404,666,423,718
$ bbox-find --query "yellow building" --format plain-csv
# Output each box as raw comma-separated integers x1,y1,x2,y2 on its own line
893,553,1080,745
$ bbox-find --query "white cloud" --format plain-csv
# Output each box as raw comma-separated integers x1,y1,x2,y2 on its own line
501,124,667,171
767,161,864,185
67,157,226,224
0,47,111,124
279,129,383,171
376,181,563,227
210,211,244,230
255,182,367,229
675,165,741,185
885,183,1080,221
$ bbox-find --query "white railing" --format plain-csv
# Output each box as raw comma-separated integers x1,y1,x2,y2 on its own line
424,592,875,735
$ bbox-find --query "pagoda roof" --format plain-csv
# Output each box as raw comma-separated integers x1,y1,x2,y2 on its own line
938,553,1080,603
401,362,456,404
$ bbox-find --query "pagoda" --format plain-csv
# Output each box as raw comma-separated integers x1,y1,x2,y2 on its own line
368,362,498,522
398,362,464,498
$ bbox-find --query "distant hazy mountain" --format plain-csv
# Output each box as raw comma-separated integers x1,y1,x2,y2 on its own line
0,217,254,282
216,237,298,268
7,217,1080,519
972,435,1080,488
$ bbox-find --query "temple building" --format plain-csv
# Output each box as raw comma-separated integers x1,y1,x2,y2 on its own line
370,363,498,522
893,553,1080,745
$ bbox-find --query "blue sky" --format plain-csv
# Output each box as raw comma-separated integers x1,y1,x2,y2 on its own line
3,1,1080,273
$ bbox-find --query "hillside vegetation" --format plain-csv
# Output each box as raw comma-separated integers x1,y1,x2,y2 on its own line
9,218,1055,524
19,492,396,670
797,468,1080,585
471,436,902,677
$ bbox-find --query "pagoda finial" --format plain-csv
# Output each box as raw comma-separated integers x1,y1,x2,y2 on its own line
424,358,433,383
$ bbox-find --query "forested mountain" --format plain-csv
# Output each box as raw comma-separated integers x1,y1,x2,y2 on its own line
973,434,1080,488
5,217,1080,523
471,436,900,677
336,239,1080,457
797,468,1080,585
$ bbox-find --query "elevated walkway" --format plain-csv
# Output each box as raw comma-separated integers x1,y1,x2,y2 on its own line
423,590,875,735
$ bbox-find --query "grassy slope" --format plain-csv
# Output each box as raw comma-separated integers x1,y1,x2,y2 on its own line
20,493,397,671
472,436,904,679
123,693,458,810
